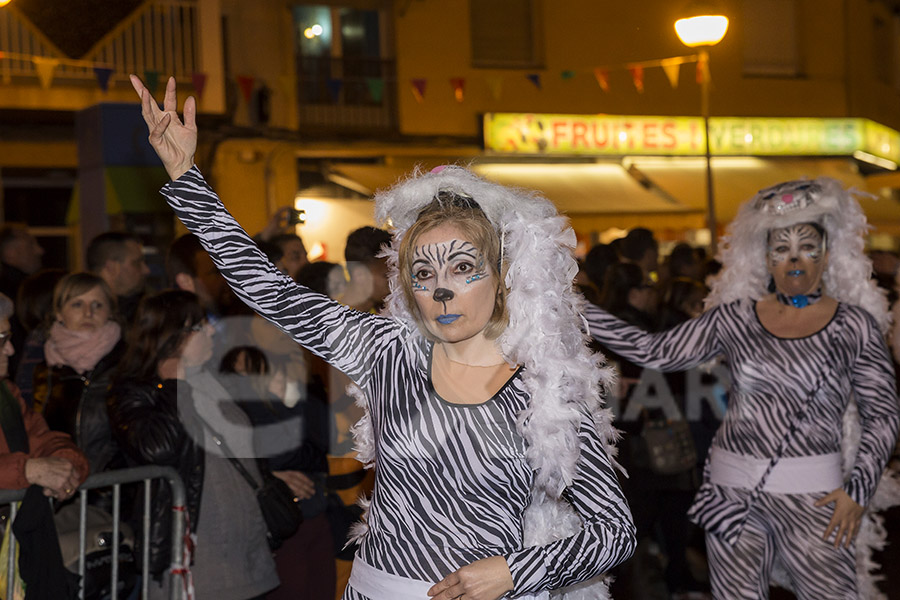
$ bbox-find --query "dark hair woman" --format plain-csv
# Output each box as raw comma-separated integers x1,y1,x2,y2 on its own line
108,290,278,600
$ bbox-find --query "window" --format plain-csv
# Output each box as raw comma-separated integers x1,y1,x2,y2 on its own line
293,5,385,105
470,0,542,69
741,0,801,77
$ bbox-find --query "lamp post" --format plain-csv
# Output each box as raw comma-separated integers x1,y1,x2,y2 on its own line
675,2,728,254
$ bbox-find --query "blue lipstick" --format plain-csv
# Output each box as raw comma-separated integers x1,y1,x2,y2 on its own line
788,269,804,277
437,314,460,324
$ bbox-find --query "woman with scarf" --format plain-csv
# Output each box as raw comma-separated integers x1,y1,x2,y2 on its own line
129,75,635,600
586,179,900,599
32,273,125,475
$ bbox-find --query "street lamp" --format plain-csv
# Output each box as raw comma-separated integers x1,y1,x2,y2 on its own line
675,1,728,254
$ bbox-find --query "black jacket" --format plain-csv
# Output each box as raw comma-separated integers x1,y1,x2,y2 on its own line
107,379,205,577
33,340,126,475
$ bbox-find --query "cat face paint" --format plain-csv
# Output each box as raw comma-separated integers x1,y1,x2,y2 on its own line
411,223,496,343
766,223,827,297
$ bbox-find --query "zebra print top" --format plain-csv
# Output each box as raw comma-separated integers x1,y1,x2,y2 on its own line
584,300,899,507
161,168,635,597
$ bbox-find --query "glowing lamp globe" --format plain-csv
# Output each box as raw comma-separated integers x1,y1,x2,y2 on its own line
675,14,729,47
0,0,12,7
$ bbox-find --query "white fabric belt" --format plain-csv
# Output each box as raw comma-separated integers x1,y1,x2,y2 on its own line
709,447,843,494
348,556,550,600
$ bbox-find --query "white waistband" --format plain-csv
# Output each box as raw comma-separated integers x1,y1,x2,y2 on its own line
709,447,843,494
348,557,432,600
348,556,550,600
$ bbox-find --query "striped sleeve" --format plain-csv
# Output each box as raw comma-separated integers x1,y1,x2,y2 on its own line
583,302,723,372
160,167,404,385
844,310,899,506
504,409,636,594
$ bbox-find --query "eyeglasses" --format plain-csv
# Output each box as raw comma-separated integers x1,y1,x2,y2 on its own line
184,321,207,333
0,331,11,346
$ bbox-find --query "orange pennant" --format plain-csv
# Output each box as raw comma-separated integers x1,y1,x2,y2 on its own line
33,57,59,89
411,78,427,103
450,77,465,102
593,68,610,92
660,58,681,89
628,65,644,93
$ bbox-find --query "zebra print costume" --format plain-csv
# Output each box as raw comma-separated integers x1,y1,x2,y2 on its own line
585,295,898,598
161,168,635,599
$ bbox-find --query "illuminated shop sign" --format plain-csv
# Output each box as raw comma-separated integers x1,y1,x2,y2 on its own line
483,113,900,163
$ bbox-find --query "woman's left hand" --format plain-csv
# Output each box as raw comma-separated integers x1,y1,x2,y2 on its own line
814,488,864,548
427,556,514,600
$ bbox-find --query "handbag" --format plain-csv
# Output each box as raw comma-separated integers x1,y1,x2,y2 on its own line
54,501,137,600
200,421,303,550
635,417,697,475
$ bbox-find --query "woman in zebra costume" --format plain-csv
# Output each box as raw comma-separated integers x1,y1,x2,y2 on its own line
586,178,900,599
130,76,636,600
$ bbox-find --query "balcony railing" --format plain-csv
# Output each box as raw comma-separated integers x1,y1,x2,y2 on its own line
0,0,196,84
297,56,397,132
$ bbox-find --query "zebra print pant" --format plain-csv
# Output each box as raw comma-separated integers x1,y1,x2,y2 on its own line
705,486,856,599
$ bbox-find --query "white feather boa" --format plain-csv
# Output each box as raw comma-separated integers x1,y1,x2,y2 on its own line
346,165,620,598
709,178,898,597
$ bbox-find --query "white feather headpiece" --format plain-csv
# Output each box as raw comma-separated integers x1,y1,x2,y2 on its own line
374,165,619,497
707,177,890,332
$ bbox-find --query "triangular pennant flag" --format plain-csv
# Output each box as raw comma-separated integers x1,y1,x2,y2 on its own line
628,65,644,93
526,73,541,90
237,75,255,103
450,77,465,102
593,68,610,92
411,78,427,103
192,72,207,99
327,78,343,102
561,70,576,81
696,54,710,84
93,66,113,92
660,59,681,89
144,70,160,95
366,77,384,103
485,75,503,100
33,57,59,89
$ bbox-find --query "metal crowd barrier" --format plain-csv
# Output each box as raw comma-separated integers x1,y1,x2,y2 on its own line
0,465,186,600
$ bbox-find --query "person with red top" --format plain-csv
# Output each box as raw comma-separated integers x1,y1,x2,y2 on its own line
0,291,87,499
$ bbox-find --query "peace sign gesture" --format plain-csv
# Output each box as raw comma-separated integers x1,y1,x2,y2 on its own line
129,74,197,181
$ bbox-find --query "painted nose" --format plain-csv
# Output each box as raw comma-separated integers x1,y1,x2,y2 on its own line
789,256,799,263
433,288,454,302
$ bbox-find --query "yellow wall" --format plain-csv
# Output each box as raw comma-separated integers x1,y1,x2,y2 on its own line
208,138,379,258
392,0,893,136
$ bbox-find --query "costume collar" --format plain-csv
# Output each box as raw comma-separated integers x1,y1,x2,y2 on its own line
776,288,822,309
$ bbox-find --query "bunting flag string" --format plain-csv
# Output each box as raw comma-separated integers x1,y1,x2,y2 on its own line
400,54,702,104
0,50,210,97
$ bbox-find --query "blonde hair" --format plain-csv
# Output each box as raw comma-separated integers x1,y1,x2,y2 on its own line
52,272,117,327
397,194,508,340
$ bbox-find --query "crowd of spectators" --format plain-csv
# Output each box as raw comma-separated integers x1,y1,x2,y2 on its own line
2,214,899,599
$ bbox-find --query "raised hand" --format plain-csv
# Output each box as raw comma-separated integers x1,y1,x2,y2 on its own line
129,74,197,181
